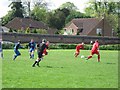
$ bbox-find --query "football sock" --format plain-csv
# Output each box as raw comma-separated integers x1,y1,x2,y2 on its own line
32,61,37,67
13,55,17,60
88,55,92,59
37,59,41,67
30,54,32,58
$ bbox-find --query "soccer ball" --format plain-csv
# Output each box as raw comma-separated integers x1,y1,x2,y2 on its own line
81,55,84,58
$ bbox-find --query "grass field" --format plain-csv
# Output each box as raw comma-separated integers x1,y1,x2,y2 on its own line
2,49,118,88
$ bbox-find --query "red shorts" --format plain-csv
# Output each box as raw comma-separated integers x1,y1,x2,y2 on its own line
91,50,99,55
43,49,48,55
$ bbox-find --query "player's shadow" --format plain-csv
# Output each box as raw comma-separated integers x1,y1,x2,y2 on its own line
42,65,64,68
106,62,116,64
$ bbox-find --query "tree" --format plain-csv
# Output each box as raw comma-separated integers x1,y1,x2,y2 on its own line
31,6,48,22
65,11,90,24
30,0,50,23
59,2,78,11
33,0,49,10
1,11,14,25
22,1,31,17
9,1,24,18
1,1,24,25
46,8,68,30
84,1,119,36
59,2,90,24
85,1,118,17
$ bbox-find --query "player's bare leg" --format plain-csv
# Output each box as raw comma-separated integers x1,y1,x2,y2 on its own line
98,54,100,62
75,52,79,57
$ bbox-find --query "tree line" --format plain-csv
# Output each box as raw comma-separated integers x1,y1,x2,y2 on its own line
1,0,120,36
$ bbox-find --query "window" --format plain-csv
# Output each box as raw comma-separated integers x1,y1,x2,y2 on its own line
72,29,74,33
96,28,102,36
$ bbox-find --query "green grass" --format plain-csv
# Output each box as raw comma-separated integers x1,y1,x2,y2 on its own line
2,49,118,88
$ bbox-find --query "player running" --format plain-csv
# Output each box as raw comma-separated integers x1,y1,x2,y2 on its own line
13,40,23,60
74,42,84,57
28,39,36,59
86,40,100,62
32,39,47,67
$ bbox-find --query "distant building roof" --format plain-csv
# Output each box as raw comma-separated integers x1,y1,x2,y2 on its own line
5,17,49,30
65,18,101,35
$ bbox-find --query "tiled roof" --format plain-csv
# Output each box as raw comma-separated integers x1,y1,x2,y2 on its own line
5,17,48,30
65,18,101,35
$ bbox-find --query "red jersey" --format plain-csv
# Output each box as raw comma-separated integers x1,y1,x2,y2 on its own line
76,44,84,51
91,42,99,52
43,43,49,54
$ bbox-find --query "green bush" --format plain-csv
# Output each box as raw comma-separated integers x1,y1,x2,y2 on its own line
2,43,14,49
2,43,28,49
36,29,47,34
100,45,119,50
49,44,62,49
49,44,119,50
2,43,120,50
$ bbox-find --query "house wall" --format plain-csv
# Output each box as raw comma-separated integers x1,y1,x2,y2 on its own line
65,23,78,35
88,19,112,36
103,19,112,36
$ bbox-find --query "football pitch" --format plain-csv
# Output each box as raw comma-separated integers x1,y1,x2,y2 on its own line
2,49,118,88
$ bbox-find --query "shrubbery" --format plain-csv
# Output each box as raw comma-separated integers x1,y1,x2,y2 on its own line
2,43,14,49
2,43,120,50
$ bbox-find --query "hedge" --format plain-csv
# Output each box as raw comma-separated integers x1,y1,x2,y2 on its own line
2,43,14,49
2,43,120,50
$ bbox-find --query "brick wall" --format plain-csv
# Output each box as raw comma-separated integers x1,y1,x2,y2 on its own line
2,33,120,45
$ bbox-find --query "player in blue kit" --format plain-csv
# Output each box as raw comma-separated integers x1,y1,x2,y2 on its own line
13,40,23,60
28,39,36,59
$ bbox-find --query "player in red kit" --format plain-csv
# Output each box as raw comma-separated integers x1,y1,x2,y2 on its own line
86,40,100,62
74,42,84,57
43,41,49,56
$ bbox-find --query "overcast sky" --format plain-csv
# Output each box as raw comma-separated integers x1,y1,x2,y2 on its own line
0,0,89,18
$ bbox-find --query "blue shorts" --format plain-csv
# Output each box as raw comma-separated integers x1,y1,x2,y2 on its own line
14,49,21,56
29,48,35,52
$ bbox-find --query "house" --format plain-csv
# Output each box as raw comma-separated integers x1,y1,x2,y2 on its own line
0,26,10,32
64,18,113,37
5,17,56,34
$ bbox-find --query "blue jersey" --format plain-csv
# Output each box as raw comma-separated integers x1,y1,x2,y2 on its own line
14,42,22,50
28,42,36,49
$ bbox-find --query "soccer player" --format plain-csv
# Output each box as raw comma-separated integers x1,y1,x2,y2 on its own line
74,42,84,57
32,39,47,67
28,39,36,59
43,41,49,56
86,40,100,62
13,40,23,60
